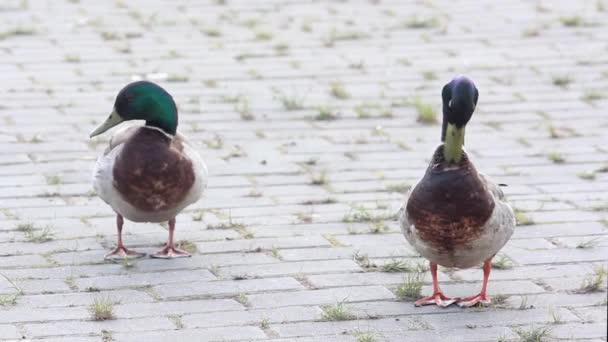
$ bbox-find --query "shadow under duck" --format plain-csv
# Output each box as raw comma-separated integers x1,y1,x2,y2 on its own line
400,76,515,308
90,81,207,260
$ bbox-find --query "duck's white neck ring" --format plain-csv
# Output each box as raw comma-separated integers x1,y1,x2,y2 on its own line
143,124,176,138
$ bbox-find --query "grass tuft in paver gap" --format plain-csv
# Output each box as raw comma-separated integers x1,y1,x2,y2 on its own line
578,265,607,293
322,300,356,321
395,272,424,300
89,297,116,321
514,325,553,342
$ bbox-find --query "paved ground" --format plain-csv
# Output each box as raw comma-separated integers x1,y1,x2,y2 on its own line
1,0,607,341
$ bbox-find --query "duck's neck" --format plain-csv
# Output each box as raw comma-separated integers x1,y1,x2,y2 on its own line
443,123,465,163
146,118,177,136
144,101,178,136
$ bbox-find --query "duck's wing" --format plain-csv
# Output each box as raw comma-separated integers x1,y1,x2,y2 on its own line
397,178,420,228
479,173,505,201
479,172,516,242
174,131,209,195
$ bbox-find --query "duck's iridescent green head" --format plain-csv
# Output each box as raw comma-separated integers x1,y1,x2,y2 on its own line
442,76,478,131
90,81,178,138
440,76,479,162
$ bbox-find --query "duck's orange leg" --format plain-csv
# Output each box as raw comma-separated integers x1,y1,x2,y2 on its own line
105,214,146,260
415,262,456,307
457,259,492,307
151,218,191,259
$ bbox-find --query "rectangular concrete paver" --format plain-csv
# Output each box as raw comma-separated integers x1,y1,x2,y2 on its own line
155,277,305,300
23,317,173,338
112,326,267,342
248,286,396,309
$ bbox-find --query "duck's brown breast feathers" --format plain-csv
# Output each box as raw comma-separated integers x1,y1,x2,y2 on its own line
113,127,194,212
406,146,494,252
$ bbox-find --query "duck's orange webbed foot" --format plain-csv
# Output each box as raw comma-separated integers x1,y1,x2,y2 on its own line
415,292,457,307
457,293,491,308
151,246,191,259
104,246,146,260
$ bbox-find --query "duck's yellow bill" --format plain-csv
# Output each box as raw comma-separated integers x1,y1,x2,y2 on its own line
90,110,124,138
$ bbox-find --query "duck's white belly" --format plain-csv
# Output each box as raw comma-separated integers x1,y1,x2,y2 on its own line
400,199,515,269
93,142,208,223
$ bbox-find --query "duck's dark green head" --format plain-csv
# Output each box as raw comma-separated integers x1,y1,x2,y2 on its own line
442,76,478,130
90,81,178,138
440,76,479,162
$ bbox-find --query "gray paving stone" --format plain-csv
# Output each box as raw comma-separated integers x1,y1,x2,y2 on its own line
573,306,608,323
195,235,331,254
549,322,608,340
23,317,173,338
17,290,154,308
74,269,216,290
112,326,267,342
0,264,132,280
422,307,580,330
552,236,608,249
280,244,416,262
0,237,102,256
249,223,352,238
526,210,603,224
248,285,395,309
264,336,355,342
0,307,89,324
27,337,99,342
155,277,305,300
0,325,20,340
440,326,518,342
182,305,322,329
271,316,430,338
506,238,557,250
512,222,607,239
334,234,407,247
18,279,72,295
378,326,517,342
0,254,49,268
503,292,607,309
218,259,362,278
115,299,244,319
507,246,608,265
451,264,596,282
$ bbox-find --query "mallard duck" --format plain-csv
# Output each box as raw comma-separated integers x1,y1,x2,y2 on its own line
399,76,515,307
90,81,207,259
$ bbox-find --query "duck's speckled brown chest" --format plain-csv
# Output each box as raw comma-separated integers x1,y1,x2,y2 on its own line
406,146,494,252
113,127,194,212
